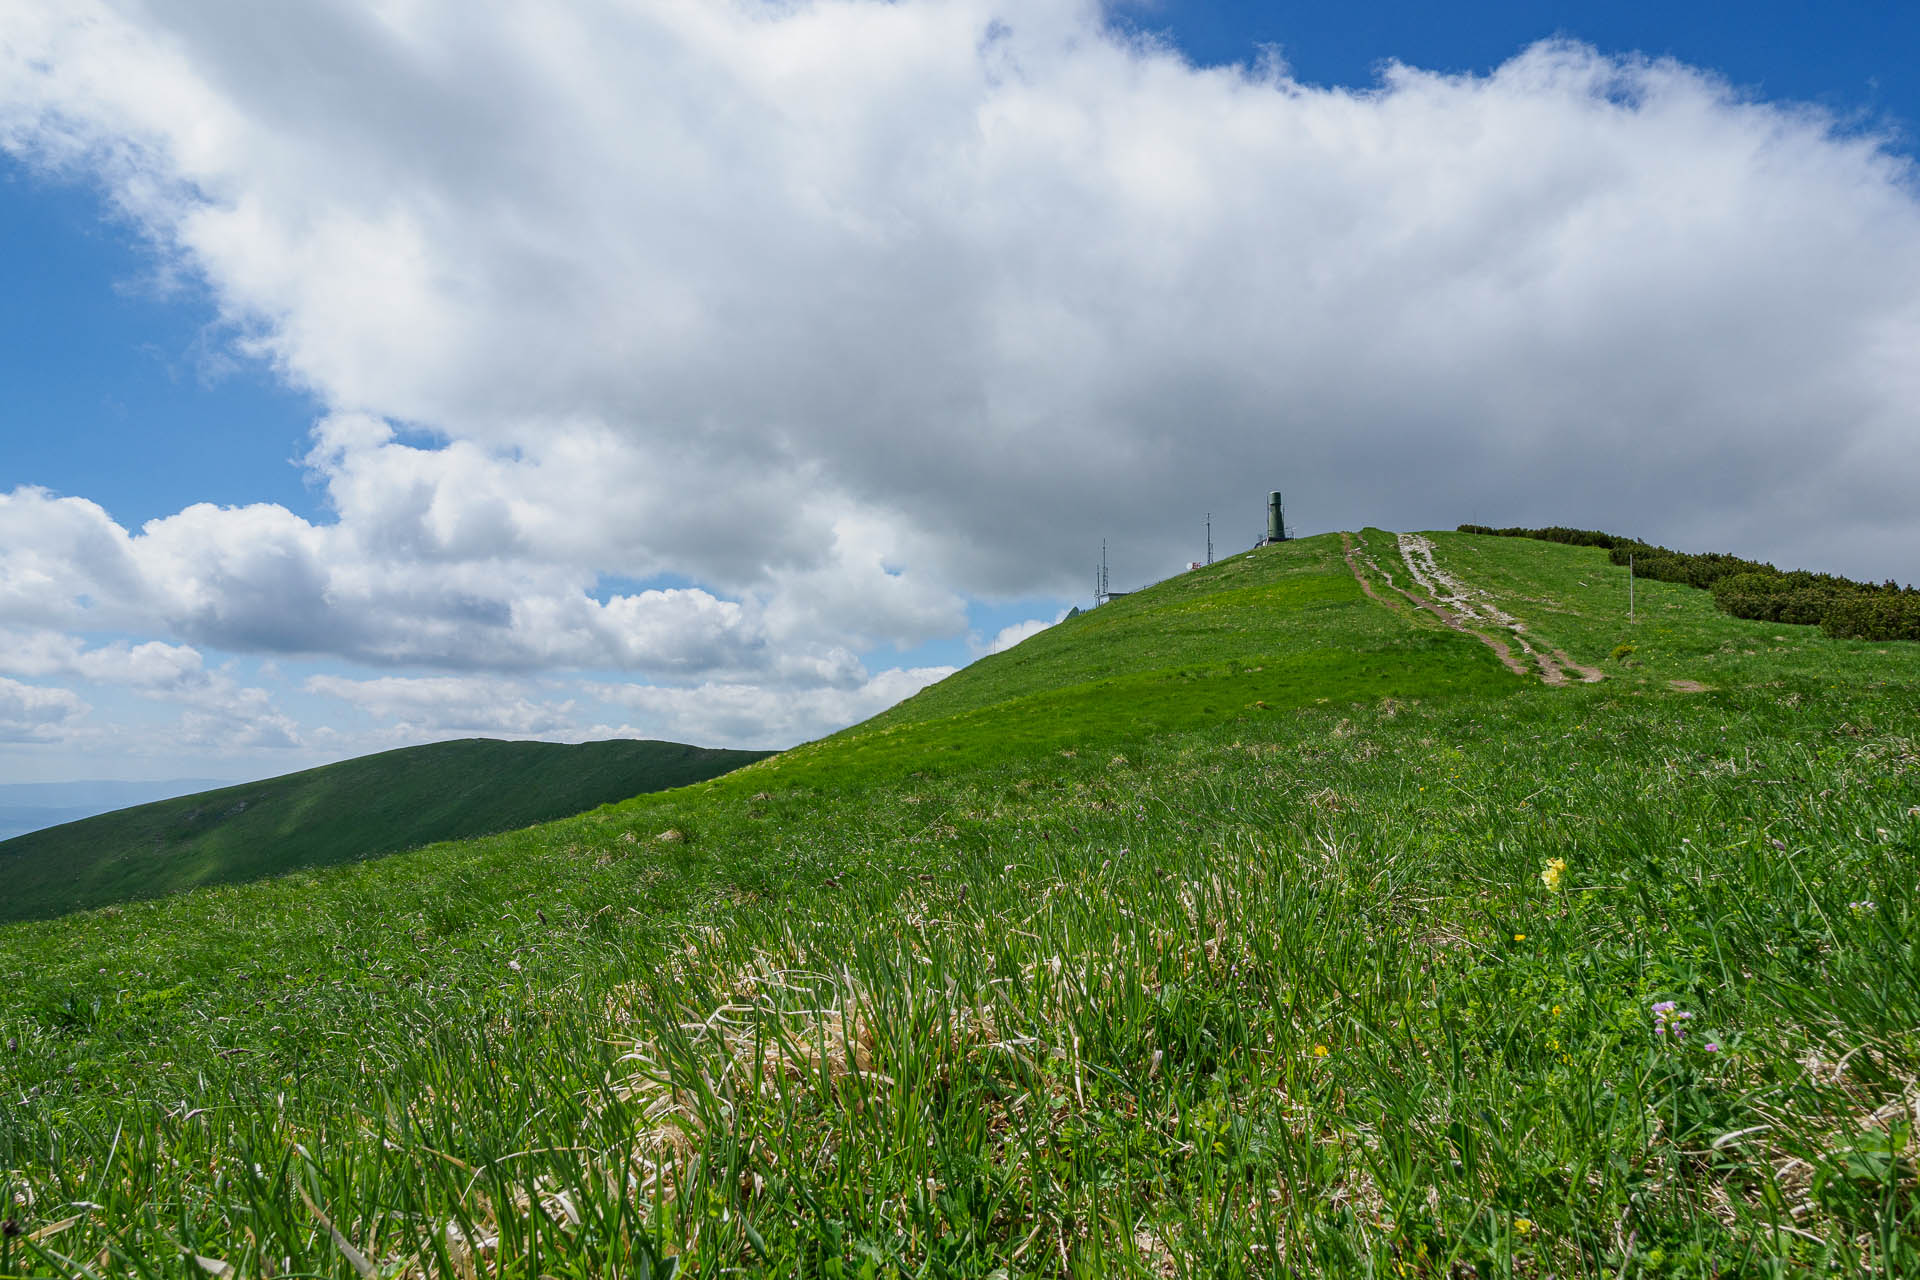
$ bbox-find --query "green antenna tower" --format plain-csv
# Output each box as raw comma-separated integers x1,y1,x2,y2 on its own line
1264,491,1291,544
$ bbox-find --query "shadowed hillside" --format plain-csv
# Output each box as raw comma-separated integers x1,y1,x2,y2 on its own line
0,737,771,923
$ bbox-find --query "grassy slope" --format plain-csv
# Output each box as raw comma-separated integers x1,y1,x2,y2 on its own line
0,737,772,924
1,533,1917,1277
1418,528,1870,687
782,533,1505,780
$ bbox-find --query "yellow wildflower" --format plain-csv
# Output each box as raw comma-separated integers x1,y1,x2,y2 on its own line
1540,858,1567,891
1514,1218,1534,1236
1312,1044,1329,1057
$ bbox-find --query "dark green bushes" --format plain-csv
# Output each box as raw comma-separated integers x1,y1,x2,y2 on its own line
1709,571,1849,628
1457,525,1920,641
1457,524,1627,550
1819,589,1920,641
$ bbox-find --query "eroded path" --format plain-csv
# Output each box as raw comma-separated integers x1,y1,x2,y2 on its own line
1397,533,1588,686
1342,531,1604,687
1342,532,1531,678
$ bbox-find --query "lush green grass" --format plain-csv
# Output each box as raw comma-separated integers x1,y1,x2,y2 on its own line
1,532,1917,1277
1419,529,1906,689
0,738,771,924
780,534,1511,783
868,534,1418,726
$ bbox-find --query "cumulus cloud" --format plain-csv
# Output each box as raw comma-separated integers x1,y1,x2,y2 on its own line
6,0,1914,582
0,626,299,750
0,677,87,743
2,0,1920,758
975,610,1072,656
588,667,956,750
174,687,302,751
305,675,577,736
0,481,952,678
0,628,208,691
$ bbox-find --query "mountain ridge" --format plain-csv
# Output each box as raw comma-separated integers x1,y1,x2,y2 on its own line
0,735,771,923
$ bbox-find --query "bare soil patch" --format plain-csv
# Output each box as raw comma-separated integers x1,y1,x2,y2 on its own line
1343,532,1531,679
1553,650,1606,684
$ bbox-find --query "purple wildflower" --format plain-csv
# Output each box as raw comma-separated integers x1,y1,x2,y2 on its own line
1652,1001,1694,1041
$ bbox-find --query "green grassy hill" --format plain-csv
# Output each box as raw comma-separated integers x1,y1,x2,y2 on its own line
1,531,1917,1277
0,737,771,924
780,532,1509,780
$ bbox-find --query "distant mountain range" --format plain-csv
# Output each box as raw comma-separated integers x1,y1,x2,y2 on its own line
0,738,770,923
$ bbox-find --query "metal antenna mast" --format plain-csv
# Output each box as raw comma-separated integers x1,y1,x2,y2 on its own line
1206,513,1213,565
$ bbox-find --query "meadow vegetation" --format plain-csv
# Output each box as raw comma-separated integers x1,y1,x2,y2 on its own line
1,533,1916,1277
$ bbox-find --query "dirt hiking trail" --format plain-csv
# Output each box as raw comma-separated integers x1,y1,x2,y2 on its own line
1342,532,1530,679
1341,531,1604,688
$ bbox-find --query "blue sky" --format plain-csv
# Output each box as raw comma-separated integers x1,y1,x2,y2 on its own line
1142,2,1918,131
2,0,1918,786
0,164,323,526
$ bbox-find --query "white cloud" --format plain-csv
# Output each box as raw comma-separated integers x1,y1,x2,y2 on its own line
0,628,207,691
0,626,299,751
588,666,956,750
0,677,88,743
305,674,576,736
0,488,152,630
0,448,967,682
173,685,302,750
4,3,1918,587
0,481,952,679
979,614,1062,656
3,0,1920,761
